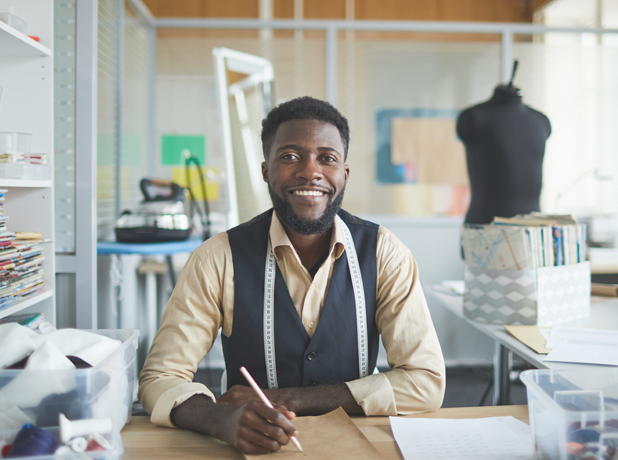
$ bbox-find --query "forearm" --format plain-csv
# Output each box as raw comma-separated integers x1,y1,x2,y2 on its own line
266,384,364,416
171,394,236,441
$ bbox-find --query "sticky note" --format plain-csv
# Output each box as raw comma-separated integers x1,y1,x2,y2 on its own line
161,135,205,166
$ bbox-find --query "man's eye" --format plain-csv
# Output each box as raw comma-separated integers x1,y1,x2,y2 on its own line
322,156,336,162
282,153,297,160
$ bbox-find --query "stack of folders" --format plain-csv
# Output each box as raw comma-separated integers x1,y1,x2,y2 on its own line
0,190,46,310
462,213,587,271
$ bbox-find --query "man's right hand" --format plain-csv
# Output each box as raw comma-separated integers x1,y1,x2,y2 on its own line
222,401,298,454
170,394,298,454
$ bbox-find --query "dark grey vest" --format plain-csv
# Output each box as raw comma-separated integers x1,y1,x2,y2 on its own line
223,209,379,389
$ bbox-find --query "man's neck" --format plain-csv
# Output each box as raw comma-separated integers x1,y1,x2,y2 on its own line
280,222,333,273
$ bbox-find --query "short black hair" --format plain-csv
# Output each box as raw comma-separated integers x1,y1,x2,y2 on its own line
261,96,350,161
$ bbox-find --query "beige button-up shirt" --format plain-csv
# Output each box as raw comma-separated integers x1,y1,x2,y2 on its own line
139,213,445,427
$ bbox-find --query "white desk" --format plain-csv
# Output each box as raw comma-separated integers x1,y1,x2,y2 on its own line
428,290,618,404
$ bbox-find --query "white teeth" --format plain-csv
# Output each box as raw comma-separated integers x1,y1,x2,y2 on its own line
294,190,324,196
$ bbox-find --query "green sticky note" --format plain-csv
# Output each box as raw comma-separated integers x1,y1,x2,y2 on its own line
161,135,206,166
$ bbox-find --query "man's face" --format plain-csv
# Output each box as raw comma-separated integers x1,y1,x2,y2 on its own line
262,119,349,235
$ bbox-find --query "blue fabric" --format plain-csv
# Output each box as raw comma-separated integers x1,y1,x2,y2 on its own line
97,239,203,255
223,209,380,390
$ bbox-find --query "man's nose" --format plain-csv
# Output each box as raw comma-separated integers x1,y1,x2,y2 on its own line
296,157,322,181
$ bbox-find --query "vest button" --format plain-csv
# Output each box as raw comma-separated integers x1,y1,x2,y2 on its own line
307,352,317,361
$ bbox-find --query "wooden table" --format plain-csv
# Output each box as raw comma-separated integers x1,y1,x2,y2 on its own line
121,405,529,459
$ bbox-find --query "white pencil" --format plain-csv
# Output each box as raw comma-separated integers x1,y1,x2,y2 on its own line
239,366,303,452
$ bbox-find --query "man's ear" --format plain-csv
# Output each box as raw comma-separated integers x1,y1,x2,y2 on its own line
344,164,350,183
262,161,268,182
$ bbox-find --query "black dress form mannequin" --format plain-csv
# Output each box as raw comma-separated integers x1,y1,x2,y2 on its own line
457,81,551,225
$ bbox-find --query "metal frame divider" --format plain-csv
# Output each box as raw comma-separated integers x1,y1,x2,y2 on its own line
57,0,157,328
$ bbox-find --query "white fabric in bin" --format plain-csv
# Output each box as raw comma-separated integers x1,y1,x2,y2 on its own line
0,323,37,368
32,329,121,366
0,341,77,409
26,340,75,371
0,406,33,429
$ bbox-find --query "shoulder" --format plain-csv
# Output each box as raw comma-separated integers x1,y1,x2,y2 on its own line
192,232,232,265
525,106,552,134
377,226,411,258
338,209,379,230
456,106,481,138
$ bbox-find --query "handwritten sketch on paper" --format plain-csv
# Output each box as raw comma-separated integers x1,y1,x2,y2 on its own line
462,226,532,271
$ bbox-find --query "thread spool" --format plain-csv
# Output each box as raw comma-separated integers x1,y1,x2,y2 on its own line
86,433,112,451
69,437,87,453
58,414,112,444
6,424,58,458
54,446,72,456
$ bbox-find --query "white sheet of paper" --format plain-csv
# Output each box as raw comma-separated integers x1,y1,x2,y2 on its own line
389,416,533,460
543,339,618,366
545,327,618,348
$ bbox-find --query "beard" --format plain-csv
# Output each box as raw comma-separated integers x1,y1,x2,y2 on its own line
268,183,345,236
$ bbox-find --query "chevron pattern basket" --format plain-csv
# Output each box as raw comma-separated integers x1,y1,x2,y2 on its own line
463,262,590,326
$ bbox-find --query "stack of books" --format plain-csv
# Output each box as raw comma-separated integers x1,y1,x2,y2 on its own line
0,190,45,310
462,213,587,271
0,312,46,329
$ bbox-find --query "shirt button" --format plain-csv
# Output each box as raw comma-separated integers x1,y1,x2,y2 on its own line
307,352,317,361
308,321,315,328
309,284,315,291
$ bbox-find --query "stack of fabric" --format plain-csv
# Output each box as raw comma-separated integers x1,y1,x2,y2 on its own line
0,190,45,310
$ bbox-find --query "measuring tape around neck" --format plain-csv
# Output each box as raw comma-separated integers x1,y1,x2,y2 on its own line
262,215,369,389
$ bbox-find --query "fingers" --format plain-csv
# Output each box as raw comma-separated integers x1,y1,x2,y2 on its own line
252,404,298,437
230,403,298,453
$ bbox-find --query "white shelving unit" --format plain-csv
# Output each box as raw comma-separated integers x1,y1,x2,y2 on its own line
0,0,55,324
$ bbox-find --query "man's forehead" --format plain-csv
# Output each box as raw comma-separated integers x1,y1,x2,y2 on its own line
273,119,342,145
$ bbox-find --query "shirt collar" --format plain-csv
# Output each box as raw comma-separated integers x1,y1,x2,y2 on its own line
269,211,346,261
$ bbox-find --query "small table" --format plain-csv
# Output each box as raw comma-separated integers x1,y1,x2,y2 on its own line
121,405,530,460
97,239,203,351
429,290,618,405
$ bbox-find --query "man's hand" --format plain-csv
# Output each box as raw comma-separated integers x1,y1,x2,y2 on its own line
170,394,298,454
217,384,263,407
222,401,298,454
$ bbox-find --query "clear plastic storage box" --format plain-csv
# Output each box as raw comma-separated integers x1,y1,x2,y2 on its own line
0,132,31,155
0,163,51,180
0,329,139,431
0,13,27,35
520,368,618,460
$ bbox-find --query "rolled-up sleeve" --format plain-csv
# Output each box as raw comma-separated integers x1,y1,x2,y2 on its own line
346,227,446,415
138,234,230,427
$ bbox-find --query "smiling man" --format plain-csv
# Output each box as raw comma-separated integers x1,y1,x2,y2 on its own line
138,96,445,454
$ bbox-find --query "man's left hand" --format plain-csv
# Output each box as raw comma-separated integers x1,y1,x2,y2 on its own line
218,385,268,408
